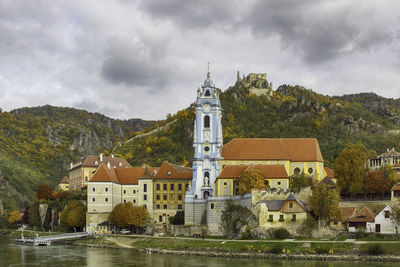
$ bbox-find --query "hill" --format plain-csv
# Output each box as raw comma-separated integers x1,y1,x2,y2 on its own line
0,105,155,209
113,73,400,170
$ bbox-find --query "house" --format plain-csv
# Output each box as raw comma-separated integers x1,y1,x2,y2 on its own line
391,182,400,200
96,221,112,234
368,148,400,173
366,206,399,234
69,153,132,190
257,193,309,232
216,164,289,196
348,207,375,232
329,207,356,230
58,176,69,191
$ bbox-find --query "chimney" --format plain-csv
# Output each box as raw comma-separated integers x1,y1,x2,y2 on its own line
100,153,103,162
111,154,114,158
70,162,73,169
107,162,110,169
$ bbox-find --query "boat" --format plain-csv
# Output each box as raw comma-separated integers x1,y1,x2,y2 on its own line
14,238,51,246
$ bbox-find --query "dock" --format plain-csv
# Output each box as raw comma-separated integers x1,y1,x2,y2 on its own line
14,232,90,246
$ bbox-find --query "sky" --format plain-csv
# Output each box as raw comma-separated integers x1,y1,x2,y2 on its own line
1,0,400,120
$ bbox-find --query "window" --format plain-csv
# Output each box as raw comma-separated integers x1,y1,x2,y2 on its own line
334,221,338,225
279,215,284,221
341,222,346,225
294,167,301,174
178,204,182,210
133,199,136,203
224,182,227,186
159,216,162,222
124,200,126,203
92,187,95,192
268,215,273,221
308,167,313,174
156,204,160,209
143,204,147,208
163,184,167,190
156,195,160,200
163,204,168,209
204,115,210,128
143,184,147,192
289,203,293,208
170,184,174,190
92,198,95,202
385,210,390,218
178,195,182,200
105,187,108,192
144,195,147,201
133,190,136,194
210,203,214,209
178,184,182,191
163,195,167,200
123,190,126,194
156,184,160,191
204,146,210,152
105,198,108,202
205,90,210,96
277,181,281,186
292,214,296,221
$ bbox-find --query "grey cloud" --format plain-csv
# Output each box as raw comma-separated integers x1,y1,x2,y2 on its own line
100,38,170,90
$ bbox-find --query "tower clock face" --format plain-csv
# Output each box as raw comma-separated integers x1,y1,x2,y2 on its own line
203,104,211,112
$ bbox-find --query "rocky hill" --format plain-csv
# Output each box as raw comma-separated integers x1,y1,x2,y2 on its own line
114,73,400,170
0,105,155,209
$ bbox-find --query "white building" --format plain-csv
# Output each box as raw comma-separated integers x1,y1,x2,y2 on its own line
366,206,399,234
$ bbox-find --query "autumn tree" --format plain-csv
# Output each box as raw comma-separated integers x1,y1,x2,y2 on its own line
334,142,375,195
237,168,265,195
290,172,314,191
109,202,149,228
60,200,86,230
37,183,53,200
365,170,390,194
8,210,22,225
390,198,400,224
379,164,398,187
309,183,340,223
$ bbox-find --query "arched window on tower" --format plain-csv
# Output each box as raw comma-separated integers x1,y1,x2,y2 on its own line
204,115,210,128
205,90,211,96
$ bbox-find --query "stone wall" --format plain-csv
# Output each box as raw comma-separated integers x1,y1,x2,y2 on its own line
86,212,109,234
168,225,208,236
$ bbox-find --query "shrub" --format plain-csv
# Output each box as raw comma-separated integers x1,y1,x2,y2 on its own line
356,227,367,238
314,245,331,254
365,243,386,255
270,243,284,254
273,228,290,239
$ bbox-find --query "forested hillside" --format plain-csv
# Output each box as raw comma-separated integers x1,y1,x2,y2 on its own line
114,74,400,170
0,105,155,209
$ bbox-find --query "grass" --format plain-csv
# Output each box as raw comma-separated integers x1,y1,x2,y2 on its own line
0,228,64,238
359,243,400,255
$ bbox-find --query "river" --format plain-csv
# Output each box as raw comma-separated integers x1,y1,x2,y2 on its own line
0,238,398,267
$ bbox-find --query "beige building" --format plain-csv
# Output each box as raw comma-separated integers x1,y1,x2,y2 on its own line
329,207,356,230
69,153,131,190
58,176,69,191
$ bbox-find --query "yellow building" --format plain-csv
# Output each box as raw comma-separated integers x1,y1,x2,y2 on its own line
329,207,356,230
216,138,327,196
152,161,191,224
69,153,132,190
58,176,69,191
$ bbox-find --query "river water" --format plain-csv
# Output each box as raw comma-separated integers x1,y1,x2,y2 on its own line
0,238,398,267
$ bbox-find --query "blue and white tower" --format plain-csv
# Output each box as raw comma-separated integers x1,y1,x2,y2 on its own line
188,69,223,197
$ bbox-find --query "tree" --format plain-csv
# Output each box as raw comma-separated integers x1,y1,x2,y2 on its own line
365,170,390,194
290,172,314,191
37,183,53,200
28,201,40,227
109,202,149,228
8,210,22,225
309,183,340,222
237,168,265,195
334,142,375,195
390,198,400,224
379,164,398,187
60,200,86,230
169,211,184,225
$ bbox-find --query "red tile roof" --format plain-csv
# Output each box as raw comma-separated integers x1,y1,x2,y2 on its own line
218,164,288,179
89,165,157,184
59,176,69,184
90,164,120,183
153,161,192,179
324,167,335,178
331,207,356,221
221,138,324,162
70,155,132,170
348,207,375,223
391,182,400,191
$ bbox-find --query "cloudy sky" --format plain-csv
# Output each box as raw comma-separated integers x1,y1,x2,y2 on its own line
1,0,400,120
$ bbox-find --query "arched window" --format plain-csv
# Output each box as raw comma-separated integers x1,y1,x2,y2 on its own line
205,90,210,96
204,115,210,128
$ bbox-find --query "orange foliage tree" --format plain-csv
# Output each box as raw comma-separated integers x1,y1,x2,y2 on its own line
109,202,149,228
37,183,53,200
365,170,390,194
237,168,265,195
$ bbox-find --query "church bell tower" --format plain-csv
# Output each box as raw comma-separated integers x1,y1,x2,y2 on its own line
189,68,223,199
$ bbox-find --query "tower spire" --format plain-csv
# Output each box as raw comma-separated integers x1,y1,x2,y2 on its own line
207,62,210,78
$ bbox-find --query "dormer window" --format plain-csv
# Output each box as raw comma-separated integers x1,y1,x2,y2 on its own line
204,115,210,128
205,90,210,96
168,171,171,176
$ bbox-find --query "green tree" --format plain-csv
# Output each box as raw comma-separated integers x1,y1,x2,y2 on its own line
28,201,40,227
334,142,375,195
237,168,265,195
379,164,398,187
290,172,314,191
169,211,184,225
60,200,86,230
109,202,149,228
309,183,340,223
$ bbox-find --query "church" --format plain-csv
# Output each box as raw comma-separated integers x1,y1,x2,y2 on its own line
184,71,330,234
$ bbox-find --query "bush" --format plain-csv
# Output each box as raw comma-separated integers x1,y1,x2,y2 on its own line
273,228,290,239
365,243,386,255
314,245,330,254
270,243,284,254
169,211,184,225
356,227,367,238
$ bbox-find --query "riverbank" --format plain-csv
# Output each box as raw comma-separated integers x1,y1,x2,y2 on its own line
72,235,400,262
